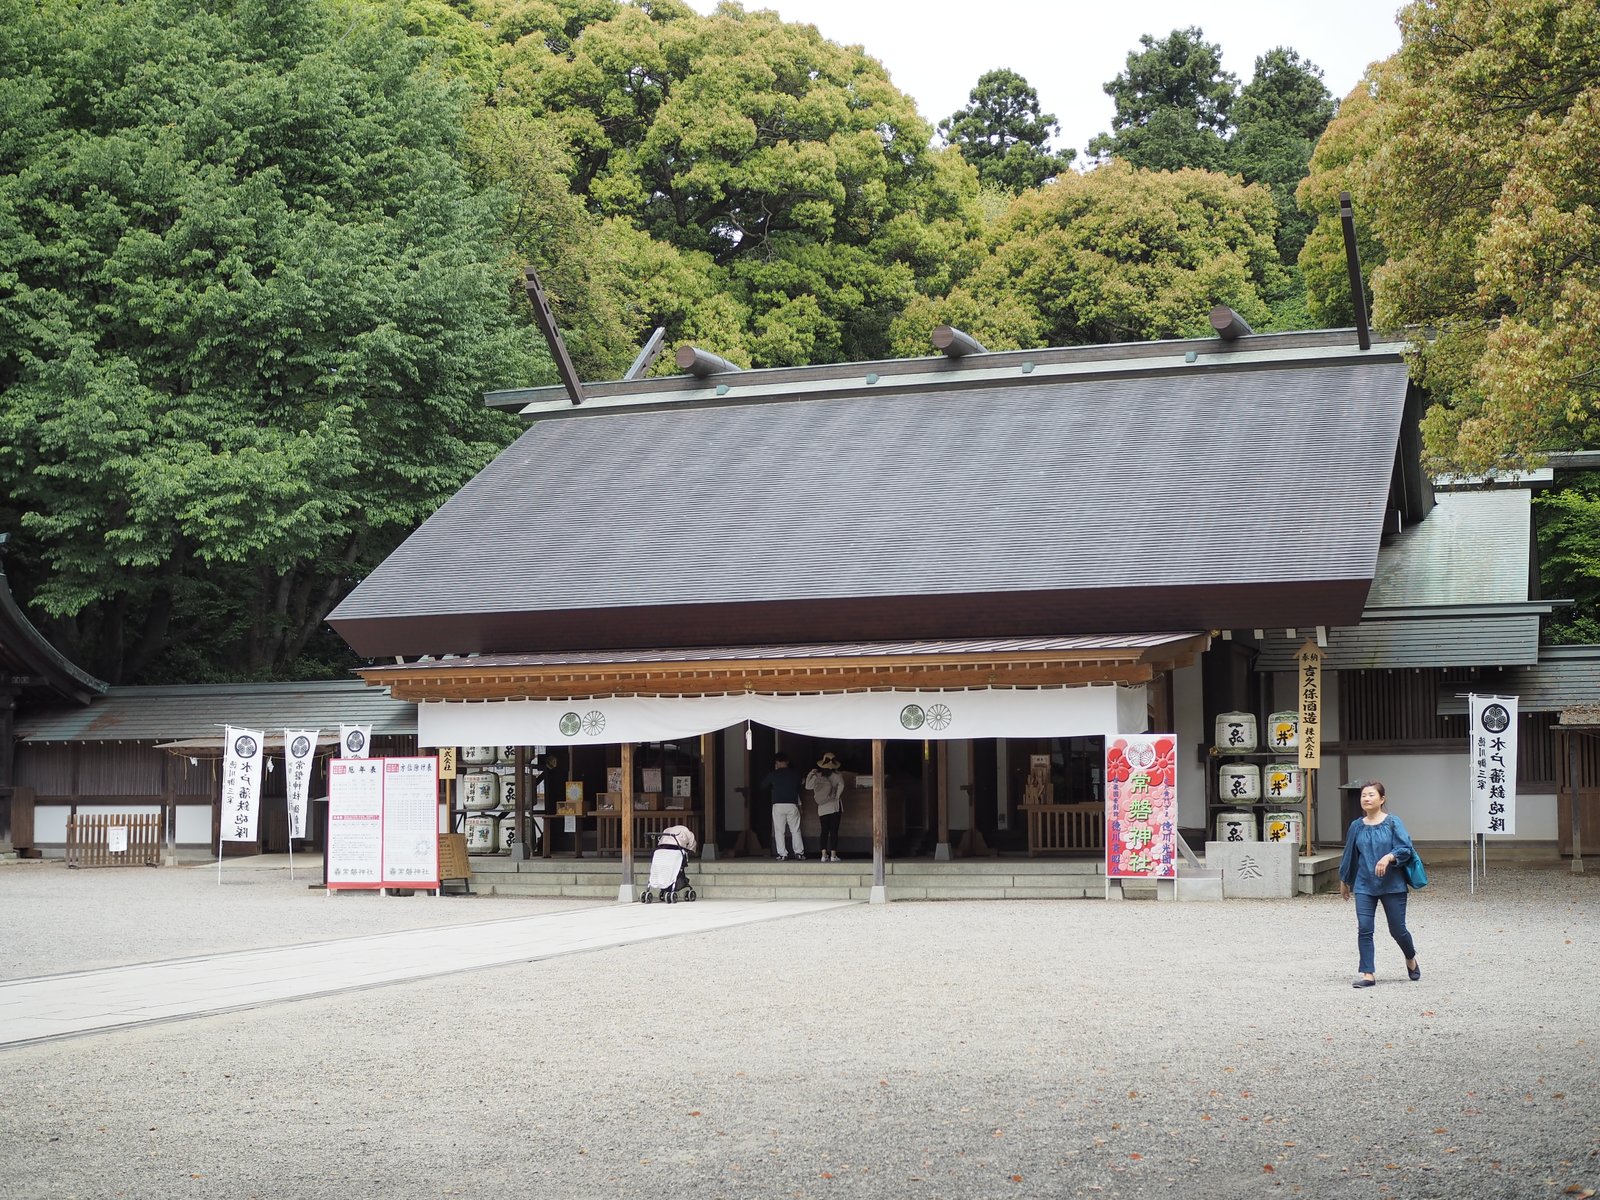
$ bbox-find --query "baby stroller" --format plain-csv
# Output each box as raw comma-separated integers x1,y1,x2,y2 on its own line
640,825,698,903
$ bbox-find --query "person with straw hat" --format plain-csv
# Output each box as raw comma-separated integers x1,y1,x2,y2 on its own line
806,752,846,863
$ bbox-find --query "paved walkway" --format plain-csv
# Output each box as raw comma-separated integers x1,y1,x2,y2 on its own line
0,898,851,1049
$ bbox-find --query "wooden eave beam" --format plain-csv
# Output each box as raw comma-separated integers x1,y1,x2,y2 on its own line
360,654,1162,703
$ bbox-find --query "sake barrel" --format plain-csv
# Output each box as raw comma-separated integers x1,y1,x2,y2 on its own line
498,813,519,852
1266,711,1299,751
497,746,518,765
460,772,500,811
1214,809,1258,843
1263,762,1306,800
461,746,498,766
1263,809,1303,847
497,768,519,809
1215,711,1258,752
464,813,497,854
1218,762,1261,802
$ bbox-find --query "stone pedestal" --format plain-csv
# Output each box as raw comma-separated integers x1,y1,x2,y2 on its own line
1207,840,1295,898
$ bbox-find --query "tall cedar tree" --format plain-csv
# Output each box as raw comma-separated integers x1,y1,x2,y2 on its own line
938,68,1076,194
1087,27,1237,171
1230,48,1336,265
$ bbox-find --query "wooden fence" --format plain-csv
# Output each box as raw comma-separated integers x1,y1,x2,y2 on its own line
66,813,162,868
595,812,702,856
1020,803,1105,856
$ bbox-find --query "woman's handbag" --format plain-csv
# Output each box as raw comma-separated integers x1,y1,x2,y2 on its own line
1403,852,1428,889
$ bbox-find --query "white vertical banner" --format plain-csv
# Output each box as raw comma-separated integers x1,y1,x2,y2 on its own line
284,730,318,839
220,727,265,842
339,725,372,759
1469,695,1518,835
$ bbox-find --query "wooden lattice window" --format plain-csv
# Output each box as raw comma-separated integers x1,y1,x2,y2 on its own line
1339,669,1554,786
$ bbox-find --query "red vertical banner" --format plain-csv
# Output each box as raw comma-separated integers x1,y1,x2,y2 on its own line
1105,734,1178,879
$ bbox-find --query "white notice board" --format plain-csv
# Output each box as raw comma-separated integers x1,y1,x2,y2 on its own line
381,757,441,888
328,758,384,888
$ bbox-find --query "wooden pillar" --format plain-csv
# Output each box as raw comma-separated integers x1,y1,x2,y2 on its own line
731,724,758,856
701,731,718,861
619,741,636,899
0,687,15,854
540,753,555,859
163,753,176,866
513,746,529,859
1568,731,1585,874
956,739,991,857
870,738,887,903
935,740,951,861
1304,767,1316,855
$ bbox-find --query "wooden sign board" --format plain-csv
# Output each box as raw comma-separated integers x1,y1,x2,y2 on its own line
438,833,471,881
1296,639,1323,769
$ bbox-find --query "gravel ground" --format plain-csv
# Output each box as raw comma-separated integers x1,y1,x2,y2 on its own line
0,859,1596,1200
0,858,602,980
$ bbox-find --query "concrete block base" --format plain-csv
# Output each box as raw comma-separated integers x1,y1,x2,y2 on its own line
1207,840,1295,898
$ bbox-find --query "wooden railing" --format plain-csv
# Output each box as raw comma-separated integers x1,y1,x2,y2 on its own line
595,812,701,855
1020,804,1105,857
66,813,162,868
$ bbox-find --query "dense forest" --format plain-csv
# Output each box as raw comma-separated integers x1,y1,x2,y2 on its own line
1,0,1597,680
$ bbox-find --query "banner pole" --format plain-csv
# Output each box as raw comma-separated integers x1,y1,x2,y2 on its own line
1467,694,1476,896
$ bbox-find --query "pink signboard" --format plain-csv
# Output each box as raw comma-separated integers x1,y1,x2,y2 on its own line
1105,734,1178,879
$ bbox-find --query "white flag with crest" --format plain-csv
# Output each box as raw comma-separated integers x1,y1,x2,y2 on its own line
339,725,372,759
284,730,318,839
221,727,265,843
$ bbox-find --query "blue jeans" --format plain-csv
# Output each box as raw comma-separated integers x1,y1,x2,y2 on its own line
1355,890,1417,974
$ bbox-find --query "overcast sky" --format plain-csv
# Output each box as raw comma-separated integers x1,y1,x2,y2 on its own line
685,0,1406,158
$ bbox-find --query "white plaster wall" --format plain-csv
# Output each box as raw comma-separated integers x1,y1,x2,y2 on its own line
1172,661,1206,830
34,803,166,843
176,806,213,843
1344,752,1557,843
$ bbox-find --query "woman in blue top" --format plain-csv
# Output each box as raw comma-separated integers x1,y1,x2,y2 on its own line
1338,780,1422,988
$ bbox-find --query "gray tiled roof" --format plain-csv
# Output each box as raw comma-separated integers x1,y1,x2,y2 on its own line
1366,490,1533,607
1255,612,1543,671
15,679,415,742
0,561,106,706
1255,489,1542,671
330,343,1414,657
1437,645,1600,714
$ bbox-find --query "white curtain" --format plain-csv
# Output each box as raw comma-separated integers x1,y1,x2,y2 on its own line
418,685,1146,747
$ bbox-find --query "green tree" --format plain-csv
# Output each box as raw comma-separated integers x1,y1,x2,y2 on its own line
1352,0,1600,471
1295,71,1390,327
958,160,1287,347
1087,27,1237,171
937,68,1076,194
0,0,546,682
493,0,979,367
1537,473,1600,643
1230,47,1336,264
